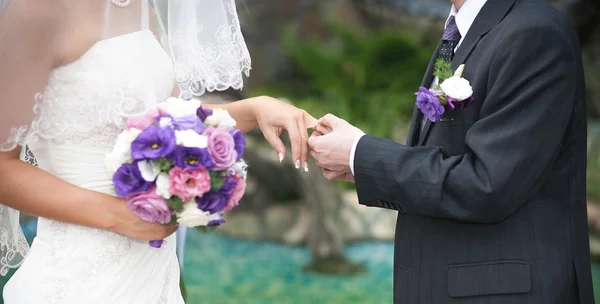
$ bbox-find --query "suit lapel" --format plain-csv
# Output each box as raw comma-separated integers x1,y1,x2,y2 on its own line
406,41,442,147
417,0,518,146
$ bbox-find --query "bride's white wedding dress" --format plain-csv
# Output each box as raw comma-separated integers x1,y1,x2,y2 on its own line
3,30,184,304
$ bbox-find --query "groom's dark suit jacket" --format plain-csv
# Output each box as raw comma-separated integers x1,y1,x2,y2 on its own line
353,0,594,303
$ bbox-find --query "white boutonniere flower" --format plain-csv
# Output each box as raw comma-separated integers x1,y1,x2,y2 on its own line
439,64,474,102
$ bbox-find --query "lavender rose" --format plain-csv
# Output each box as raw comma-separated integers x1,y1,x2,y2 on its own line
415,86,445,122
127,187,172,224
113,163,153,197
203,128,237,170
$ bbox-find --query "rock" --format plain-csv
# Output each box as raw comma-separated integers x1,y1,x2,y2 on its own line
219,213,262,240
264,205,296,239
282,207,312,245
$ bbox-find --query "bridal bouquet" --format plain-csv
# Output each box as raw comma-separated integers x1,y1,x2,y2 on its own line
105,97,247,248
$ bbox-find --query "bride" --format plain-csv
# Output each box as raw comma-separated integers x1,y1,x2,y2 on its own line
0,0,315,303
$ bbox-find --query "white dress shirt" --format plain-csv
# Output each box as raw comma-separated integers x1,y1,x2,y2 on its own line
349,0,487,175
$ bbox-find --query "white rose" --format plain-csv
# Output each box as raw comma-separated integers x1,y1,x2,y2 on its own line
105,128,142,174
158,97,201,118
175,130,208,148
155,173,172,199
137,160,161,182
176,202,211,227
204,108,237,130
440,76,473,101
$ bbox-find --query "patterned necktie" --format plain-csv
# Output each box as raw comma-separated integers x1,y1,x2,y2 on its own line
439,16,461,61
421,16,462,130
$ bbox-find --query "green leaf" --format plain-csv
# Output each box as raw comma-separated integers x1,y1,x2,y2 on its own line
209,171,225,191
166,196,185,213
153,158,173,173
196,226,218,233
433,58,453,82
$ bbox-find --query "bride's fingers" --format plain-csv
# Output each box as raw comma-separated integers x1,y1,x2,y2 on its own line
296,114,309,171
261,127,286,162
303,112,318,130
314,122,332,135
285,118,303,169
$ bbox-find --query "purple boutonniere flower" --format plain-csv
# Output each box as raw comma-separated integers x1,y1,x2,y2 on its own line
415,86,445,122
131,125,177,160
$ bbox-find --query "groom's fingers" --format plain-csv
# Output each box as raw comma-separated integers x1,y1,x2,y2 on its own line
314,122,332,135
318,113,342,130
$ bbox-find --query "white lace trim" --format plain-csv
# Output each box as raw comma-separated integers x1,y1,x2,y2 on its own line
169,0,251,97
0,147,35,276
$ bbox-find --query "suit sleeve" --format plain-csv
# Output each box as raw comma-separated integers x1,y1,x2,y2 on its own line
353,24,579,223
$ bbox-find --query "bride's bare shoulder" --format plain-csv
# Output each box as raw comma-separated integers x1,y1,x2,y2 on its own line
0,0,99,66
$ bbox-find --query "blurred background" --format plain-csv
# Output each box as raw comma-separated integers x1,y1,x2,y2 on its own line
3,0,600,303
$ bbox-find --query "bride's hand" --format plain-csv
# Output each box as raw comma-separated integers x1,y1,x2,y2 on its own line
107,197,178,241
249,97,317,171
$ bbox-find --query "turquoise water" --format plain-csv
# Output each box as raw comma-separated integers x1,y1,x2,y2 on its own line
183,231,393,303
4,221,600,303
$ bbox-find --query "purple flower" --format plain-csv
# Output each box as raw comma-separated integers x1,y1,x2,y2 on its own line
219,177,238,194
229,129,245,160
463,96,475,108
415,86,445,122
208,216,226,226
131,125,177,160
113,163,153,197
196,191,229,214
169,146,213,169
204,128,237,170
197,106,213,122
173,116,207,134
126,187,172,224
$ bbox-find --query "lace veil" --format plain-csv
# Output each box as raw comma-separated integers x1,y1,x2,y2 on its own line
0,0,251,275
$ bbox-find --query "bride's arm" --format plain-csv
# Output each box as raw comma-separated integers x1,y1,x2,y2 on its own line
171,85,316,170
204,97,317,171
0,1,176,241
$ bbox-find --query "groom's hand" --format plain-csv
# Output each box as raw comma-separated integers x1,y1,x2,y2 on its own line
308,114,364,180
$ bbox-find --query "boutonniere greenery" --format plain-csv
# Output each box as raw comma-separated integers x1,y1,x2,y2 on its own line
414,59,474,122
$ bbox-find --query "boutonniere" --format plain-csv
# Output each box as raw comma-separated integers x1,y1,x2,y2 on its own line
414,59,475,122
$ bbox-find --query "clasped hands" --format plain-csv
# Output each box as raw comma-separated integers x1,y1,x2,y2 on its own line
248,97,363,181
308,114,364,182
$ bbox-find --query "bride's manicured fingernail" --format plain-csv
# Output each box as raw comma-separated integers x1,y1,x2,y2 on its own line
279,153,283,162
304,162,308,172
295,160,300,169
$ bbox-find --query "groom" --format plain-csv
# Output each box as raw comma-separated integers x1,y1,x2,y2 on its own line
309,0,594,303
